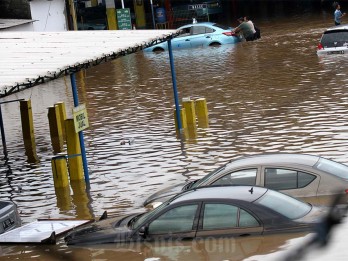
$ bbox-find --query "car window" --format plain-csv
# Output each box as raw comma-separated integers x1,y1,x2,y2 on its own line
298,171,316,188
315,157,348,179
192,163,228,188
177,27,191,38
148,204,198,234
256,190,311,219
264,168,316,190
211,168,257,186
321,30,348,48
203,204,238,230
239,209,260,227
212,23,230,30
203,203,259,230
206,27,215,33
191,26,211,35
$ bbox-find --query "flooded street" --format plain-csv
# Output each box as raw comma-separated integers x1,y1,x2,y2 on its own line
1,10,348,260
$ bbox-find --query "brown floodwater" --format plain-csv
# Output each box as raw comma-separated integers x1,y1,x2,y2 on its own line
1,10,348,260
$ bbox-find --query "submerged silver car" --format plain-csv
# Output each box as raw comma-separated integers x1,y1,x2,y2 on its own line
317,24,348,55
144,153,348,208
65,186,326,245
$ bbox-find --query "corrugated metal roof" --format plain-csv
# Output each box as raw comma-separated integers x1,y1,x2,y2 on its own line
0,30,177,98
0,19,35,30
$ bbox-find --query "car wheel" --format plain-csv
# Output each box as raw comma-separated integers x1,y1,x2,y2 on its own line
153,47,165,52
209,42,221,47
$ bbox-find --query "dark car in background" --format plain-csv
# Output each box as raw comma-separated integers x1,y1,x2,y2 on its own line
65,186,325,245
317,24,348,55
0,201,21,235
144,153,348,209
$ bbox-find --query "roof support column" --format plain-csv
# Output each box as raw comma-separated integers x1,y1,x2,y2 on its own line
168,39,182,132
70,74,90,185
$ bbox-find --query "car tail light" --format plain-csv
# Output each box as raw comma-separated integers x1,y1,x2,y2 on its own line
345,189,348,194
317,43,324,50
223,32,234,36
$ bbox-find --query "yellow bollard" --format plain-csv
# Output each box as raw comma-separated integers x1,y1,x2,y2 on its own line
19,100,39,163
51,156,69,188
182,98,196,126
55,102,67,141
174,107,188,130
65,119,84,181
48,106,64,153
195,98,209,128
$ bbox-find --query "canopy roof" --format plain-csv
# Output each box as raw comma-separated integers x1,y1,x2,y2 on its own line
0,30,177,98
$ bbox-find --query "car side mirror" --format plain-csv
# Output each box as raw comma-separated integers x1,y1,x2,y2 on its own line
138,226,147,238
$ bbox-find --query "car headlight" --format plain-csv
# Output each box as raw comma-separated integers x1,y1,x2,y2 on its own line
145,201,163,210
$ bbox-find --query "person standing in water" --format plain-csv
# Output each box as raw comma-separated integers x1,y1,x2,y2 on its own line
232,17,256,41
334,2,346,25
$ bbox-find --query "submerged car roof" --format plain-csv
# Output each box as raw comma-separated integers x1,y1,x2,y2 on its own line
170,186,267,204
324,24,348,32
224,153,321,169
179,22,216,28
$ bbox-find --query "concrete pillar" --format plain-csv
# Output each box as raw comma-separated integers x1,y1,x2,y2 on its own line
65,119,84,181
19,100,39,163
48,106,64,153
105,0,117,30
133,0,146,29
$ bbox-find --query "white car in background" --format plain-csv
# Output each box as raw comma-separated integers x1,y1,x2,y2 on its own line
317,24,348,55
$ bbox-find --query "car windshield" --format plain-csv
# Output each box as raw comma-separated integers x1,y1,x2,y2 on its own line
256,190,311,219
321,30,348,47
191,163,228,188
315,157,348,179
132,202,168,229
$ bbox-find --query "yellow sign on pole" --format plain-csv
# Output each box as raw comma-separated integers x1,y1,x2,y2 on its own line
72,104,89,133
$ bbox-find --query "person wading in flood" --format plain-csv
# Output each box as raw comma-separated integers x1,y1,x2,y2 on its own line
232,17,256,42
334,2,346,25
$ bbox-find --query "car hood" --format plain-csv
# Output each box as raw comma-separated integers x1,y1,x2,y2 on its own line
65,213,139,245
143,181,192,207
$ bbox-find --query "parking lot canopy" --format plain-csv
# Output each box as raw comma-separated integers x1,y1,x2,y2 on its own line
0,30,177,97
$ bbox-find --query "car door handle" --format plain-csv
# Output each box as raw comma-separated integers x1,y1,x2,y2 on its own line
185,39,190,41
239,233,250,237
206,36,211,38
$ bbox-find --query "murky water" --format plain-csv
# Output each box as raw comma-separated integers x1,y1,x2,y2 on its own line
1,11,348,260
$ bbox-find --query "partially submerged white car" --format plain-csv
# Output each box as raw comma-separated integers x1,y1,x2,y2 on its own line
317,24,348,55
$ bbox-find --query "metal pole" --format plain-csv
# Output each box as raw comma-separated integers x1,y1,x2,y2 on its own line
168,39,182,131
0,105,8,160
150,0,156,29
121,0,124,9
70,74,90,184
